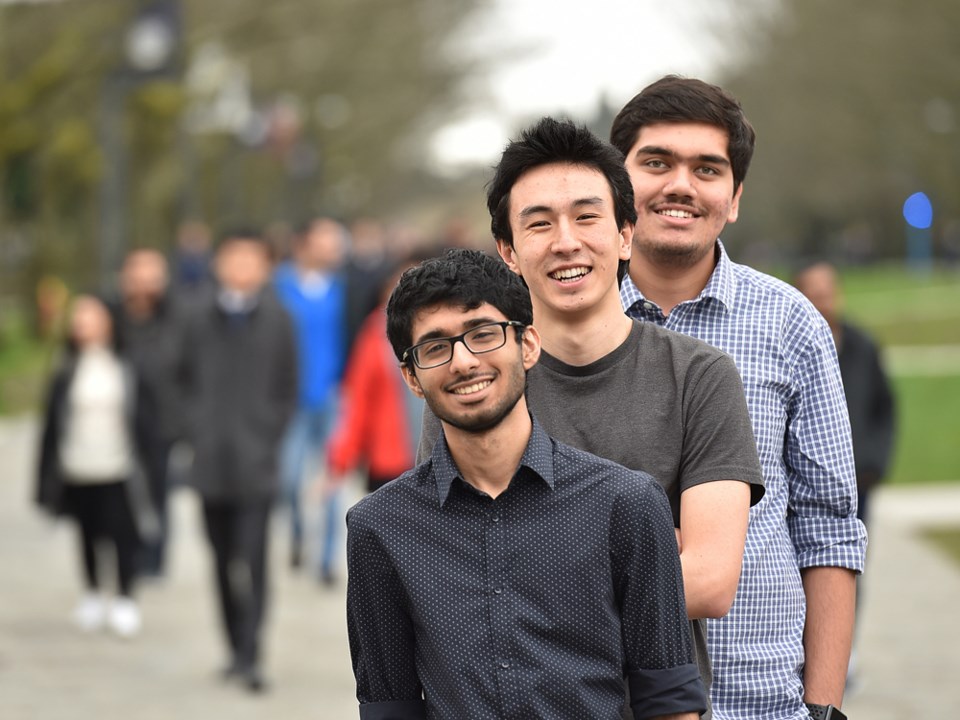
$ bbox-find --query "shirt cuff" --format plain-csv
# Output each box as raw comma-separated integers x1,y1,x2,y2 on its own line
628,663,707,718
789,514,867,572
358,699,427,720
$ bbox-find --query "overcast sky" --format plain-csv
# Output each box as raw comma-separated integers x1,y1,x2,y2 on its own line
429,0,735,169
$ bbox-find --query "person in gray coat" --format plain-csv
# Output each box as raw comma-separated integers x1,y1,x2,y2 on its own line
181,229,298,693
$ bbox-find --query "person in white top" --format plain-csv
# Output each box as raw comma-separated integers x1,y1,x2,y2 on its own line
36,294,159,639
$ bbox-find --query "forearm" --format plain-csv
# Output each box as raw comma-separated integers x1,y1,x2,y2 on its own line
677,481,750,619
801,565,857,706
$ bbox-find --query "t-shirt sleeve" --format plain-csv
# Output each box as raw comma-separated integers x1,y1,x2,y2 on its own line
680,352,765,504
611,475,708,717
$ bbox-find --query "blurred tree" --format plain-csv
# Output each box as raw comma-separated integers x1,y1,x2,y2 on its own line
713,0,960,264
0,0,482,312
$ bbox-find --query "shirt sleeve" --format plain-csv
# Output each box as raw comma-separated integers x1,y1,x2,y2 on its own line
784,310,867,572
681,351,766,504
346,504,426,719
611,475,708,718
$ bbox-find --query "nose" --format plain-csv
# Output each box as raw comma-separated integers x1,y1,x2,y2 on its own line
663,165,696,199
550,217,582,254
448,337,480,374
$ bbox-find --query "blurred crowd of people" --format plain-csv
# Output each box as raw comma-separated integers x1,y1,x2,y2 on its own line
33,215,448,693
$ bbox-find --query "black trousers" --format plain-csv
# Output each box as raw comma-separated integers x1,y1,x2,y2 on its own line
140,440,173,575
201,497,272,670
64,481,140,597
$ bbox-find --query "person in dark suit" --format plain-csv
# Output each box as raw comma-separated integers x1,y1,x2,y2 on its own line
181,229,298,693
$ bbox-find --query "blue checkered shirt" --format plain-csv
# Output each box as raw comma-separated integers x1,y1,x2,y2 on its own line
621,241,867,720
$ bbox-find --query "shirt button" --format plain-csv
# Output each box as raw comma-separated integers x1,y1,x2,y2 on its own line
492,515,500,523
643,301,655,311
500,661,510,669
494,588,502,595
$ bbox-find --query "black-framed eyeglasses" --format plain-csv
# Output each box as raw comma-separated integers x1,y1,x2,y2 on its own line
402,321,526,370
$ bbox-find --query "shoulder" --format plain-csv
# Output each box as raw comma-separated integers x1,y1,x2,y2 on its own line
552,439,664,503
347,464,430,529
634,320,740,383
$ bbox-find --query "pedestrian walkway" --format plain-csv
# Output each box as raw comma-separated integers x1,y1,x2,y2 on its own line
1,416,958,718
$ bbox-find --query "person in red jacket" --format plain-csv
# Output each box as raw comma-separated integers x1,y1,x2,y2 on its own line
327,253,430,493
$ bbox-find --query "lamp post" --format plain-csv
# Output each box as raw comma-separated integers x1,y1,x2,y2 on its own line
98,0,179,293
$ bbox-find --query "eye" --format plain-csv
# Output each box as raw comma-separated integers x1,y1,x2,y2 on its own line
577,213,600,221
644,158,667,169
468,328,499,343
698,166,720,176
420,341,450,358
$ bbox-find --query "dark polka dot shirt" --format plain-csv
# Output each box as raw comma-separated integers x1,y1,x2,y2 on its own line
346,417,707,719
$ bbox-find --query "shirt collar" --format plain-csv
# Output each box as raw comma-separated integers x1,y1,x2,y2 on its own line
620,239,737,314
430,415,556,506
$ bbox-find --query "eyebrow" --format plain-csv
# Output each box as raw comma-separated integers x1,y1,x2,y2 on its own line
634,145,730,167
412,316,500,345
517,196,605,219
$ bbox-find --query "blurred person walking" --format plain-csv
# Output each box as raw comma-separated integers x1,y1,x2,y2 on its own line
112,248,187,577
36,294,160,639
794,261,896,527
273,217,347,581
181,229,298,692
326,253,429,496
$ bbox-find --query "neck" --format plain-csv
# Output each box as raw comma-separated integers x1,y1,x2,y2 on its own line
442,399,532,499
533,297,633,366
629,246,717,316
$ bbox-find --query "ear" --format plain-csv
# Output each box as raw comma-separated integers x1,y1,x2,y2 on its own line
618,222,634,261
520,324,541,371
400,364,425,398
496,239,522,277
728,184,743,224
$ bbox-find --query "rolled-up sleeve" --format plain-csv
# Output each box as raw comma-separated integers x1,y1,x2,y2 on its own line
346,505,425,718
784,315,867,572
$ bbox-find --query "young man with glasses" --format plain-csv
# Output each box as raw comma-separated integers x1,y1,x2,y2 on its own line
419,117,765,719
346,248,706,720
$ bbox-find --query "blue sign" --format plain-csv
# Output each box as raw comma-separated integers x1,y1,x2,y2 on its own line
903,192,933,229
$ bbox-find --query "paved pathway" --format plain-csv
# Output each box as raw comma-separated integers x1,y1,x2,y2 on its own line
1,417,958,718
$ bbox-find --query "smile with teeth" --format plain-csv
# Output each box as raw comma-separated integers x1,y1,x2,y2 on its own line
451,380,492,395
658,209,696,219
550,266,590,282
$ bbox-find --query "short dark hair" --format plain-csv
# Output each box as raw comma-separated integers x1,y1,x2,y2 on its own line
486,117,637,284
216,227,270,256
610,75,756,194
386,248,533,367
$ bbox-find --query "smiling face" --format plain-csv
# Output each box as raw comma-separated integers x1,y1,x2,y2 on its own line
496,163,632,323
401,302,540,435
625,122,742,273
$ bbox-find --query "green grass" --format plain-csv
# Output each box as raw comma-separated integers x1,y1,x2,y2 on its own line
888,374,960,484
0,321,53,416
920,526,960,569
841,265,960,346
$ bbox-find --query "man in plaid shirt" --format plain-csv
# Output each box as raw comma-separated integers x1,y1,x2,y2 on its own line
611,76,867,720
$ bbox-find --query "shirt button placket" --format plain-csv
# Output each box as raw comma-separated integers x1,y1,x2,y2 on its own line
485,503,516,715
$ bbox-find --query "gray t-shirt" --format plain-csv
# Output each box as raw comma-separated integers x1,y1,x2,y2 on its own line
418,320,764,716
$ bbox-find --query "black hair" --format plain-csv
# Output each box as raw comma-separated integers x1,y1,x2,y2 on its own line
385,248,533,367
215,227,271,258
610,75,756,194
486,117,637,284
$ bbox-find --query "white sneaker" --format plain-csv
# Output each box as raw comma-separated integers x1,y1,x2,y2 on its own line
73,593,106,632
107,597,142,639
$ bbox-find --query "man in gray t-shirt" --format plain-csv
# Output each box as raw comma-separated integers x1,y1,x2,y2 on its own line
419,118,764,719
